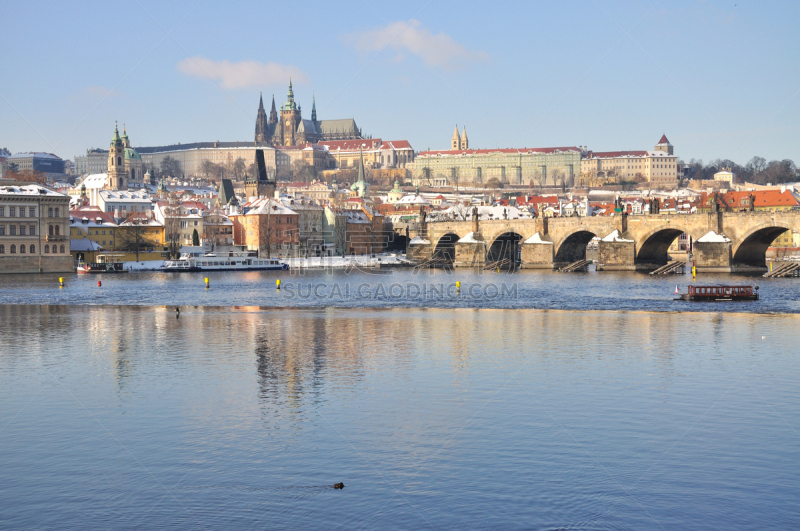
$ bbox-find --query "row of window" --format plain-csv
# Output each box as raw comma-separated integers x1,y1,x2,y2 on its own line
0,225,37,236
0,206,62,217
0,244,65,254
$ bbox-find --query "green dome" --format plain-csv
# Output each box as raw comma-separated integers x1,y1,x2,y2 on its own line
390,180,403,194
124,147,141,160
110,125,122,147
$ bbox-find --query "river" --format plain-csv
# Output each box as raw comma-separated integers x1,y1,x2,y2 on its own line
0,271,798,528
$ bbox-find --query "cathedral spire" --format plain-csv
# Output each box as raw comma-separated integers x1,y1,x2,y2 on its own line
269,95,278,124
311,94,317,122
451,125,460,150
258,92,264,111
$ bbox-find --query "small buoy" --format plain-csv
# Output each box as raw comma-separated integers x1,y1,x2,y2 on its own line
762,336,766,340
97,280,101,287
276,278,281,290
59,277,64,287
205,277,209,289
674,285,679,295
456,281,461,293
333,482,344,489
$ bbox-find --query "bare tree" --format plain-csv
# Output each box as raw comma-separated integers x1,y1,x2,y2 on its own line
117,218,157,261
160,156,182,178
232,158,246,180
203,213,230,252
163,194,182,258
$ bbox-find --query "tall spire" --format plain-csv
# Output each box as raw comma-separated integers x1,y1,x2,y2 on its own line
311,94,317,122
451,125,460,150
258,92,265,111
269,95,278,124
284,78,296,110
255,93,269,143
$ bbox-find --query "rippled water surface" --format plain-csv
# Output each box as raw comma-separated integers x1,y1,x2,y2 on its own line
1,304,799,529
1,267,800,313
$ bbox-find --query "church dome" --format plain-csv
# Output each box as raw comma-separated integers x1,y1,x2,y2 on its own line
124,148,141,160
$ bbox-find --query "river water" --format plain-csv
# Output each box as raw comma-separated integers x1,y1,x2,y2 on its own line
1,271,799,528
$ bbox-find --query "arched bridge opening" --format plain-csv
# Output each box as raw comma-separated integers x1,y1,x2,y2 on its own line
488,232,523,268
555,230,597,264
733,226,790,268
636,228,685,268
432,233,460,264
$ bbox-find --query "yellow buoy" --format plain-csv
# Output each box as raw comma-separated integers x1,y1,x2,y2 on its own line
58,277,64,287
276,278,281,289
205,277,209,289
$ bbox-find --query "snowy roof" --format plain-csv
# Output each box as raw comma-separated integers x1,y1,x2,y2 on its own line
70,238,104,252
245,198,297,216
395,194,431,205
99,190,151,201
458,232,484,243
0,184,65,197
408,236,431,245
524,232,553,244
601,230,634,243
81,174,109,189
696,231,731,243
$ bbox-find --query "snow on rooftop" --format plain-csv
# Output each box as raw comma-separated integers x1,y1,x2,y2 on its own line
697,231,731,243
408,236,431,245
601,230,634,243
524,232,553,244
458,232,484,244
0,184,64,196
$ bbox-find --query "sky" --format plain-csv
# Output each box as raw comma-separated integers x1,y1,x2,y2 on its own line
1,0,798,165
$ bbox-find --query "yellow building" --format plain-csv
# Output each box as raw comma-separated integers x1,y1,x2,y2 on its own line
70,210,118,248
580,135,679,188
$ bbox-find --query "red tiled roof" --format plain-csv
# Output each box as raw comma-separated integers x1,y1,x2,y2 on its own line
701,190,800,208
378,140,413,150
657,134,670,144
70,209,116,223
586,150,648,158
418,146,581,156
318,139,382,151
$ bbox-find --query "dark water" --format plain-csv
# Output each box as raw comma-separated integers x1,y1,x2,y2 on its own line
1,304,799,529
1,267,799,313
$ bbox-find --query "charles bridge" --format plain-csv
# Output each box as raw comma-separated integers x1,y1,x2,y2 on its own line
402,210,800,272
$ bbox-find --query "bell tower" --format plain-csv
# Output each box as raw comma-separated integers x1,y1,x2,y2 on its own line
280,79,302,146
106,122,127,190
451,126,461,150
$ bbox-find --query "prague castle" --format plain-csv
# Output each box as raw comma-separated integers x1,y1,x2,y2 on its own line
255,80,364,146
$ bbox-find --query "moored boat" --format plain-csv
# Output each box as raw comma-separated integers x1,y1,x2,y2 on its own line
76,254,129,274
161,253,288,272
678,285,758,301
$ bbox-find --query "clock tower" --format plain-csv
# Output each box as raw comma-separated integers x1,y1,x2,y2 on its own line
280,79,302,146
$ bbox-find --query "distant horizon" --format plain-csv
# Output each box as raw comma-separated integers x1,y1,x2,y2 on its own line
2,1,798,167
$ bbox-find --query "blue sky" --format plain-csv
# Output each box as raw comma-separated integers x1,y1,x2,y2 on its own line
1,0,798,165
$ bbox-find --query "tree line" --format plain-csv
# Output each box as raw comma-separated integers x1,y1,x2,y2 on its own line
684,156,798,185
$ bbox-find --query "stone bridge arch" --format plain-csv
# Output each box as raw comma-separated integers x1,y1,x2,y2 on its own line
634,225,705,267
553,229,599,264
487,230,527,264
731,221,794,268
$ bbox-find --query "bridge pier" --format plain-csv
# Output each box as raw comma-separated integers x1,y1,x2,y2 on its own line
520,234,556,269
407,237,432,262
596,240,637,271
454,234,487,268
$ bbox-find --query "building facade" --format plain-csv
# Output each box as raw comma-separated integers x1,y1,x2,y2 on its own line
411,147,583,187
579,135,679,188
0,182,72,273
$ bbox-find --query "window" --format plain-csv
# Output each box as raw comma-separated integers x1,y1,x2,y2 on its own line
29,207,35,217
55,225,60,236
19,208,25,218
49,225,53,236
44,245,49,254
10,245,15,254
0,225,4,236
19,226,25,236
19,244,25,254
0,207,4,216
55,208,59,218
0,245,3,254
9,225,16,235
29,225,35,236
10,207,15,217
60,245,65,254
48,207,53,217
29,245,35,254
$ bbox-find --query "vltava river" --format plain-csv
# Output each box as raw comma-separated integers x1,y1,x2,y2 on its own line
1,303,798,528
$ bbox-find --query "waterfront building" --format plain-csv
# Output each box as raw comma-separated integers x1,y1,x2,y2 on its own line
0,182,72,273
319,139,414,170
230,198,299,257
579,135,680,188
410,146,582,188
69,209,118,249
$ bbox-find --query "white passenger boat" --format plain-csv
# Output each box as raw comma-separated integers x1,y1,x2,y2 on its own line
161,253,288,272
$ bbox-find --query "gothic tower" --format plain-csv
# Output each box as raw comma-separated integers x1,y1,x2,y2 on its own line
460,126,469,150
106,123,127,190
269,96,278,126
451,126,461,150
255,93,269,143
280,79,302,146
311,95,317,122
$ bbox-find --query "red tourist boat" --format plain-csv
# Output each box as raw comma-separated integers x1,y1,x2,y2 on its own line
678,285,758,301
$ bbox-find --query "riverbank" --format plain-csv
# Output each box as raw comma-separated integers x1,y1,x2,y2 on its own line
115,253,414,272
